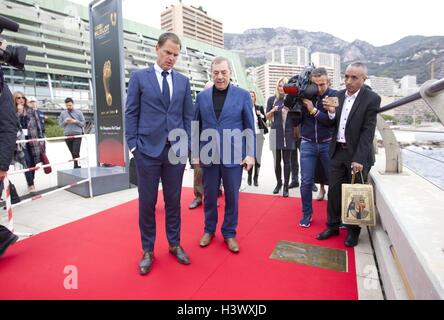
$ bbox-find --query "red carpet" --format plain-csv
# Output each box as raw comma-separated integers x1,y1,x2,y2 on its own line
0,188,357,300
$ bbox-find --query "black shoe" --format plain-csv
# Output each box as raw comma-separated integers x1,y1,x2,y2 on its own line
169,245,190,265
188,198,202,209
0,233,19,257
247,174,252,186
312,184,318,192
253,178,259,187
139,251,154,275
344,229,361,247
289,180,299,189
283,185,289,197
316,227,340,240
273,183,282,194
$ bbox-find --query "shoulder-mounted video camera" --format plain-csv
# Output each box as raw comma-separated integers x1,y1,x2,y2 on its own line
283,63,318,114
0,15,28,70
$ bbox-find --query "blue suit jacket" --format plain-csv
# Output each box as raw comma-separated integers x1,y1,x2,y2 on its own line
194,84,255,167
125,66,194,158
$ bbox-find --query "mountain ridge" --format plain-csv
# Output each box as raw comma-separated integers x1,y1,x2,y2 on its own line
224,28,444,84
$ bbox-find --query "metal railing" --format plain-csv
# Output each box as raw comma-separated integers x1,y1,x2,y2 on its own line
377,78,444,173
2,135,93,235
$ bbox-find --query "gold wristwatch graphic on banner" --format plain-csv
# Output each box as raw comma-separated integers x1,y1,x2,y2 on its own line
103,60,112,106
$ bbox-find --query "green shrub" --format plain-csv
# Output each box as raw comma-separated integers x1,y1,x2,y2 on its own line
45,124,64,138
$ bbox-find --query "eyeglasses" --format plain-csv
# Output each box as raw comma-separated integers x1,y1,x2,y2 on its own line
16,96,25,100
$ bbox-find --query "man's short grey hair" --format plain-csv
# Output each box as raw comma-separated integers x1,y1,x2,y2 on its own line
348,62,368,76
211,56,233,72
311,67,329,78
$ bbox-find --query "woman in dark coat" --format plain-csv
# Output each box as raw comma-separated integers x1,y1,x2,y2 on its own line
266,77,297,197
14,91,42,193
247,90,268,187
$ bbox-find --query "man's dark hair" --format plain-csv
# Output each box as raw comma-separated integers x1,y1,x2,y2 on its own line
64,97,74,104
311,67,329,78
157,32,182,49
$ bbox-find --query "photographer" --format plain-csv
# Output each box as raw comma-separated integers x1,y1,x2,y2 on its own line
294,67,336,228
0,50,19,257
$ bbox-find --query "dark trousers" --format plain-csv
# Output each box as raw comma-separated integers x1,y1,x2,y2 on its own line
0,225,13,243
273,149,291,186
290,147,299,183
193,165,204,200
65,137,82,168
23,144,36,187
327,146,368,233
135,146,186,252
202,164,243,239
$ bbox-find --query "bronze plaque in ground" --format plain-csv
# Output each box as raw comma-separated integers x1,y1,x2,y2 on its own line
270,240,348,272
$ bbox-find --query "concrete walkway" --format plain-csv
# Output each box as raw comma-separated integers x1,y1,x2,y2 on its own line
0,134,383,300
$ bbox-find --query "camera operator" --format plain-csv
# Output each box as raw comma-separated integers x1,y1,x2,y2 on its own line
0,40,19,257
1,16,28,256
293,67,336,228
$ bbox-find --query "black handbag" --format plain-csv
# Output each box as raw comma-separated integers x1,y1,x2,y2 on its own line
9,182,21,204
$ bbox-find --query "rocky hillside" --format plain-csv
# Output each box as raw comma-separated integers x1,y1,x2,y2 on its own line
224,28,444,84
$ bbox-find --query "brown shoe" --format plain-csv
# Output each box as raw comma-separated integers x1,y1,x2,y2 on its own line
169,245,190,265
139,251,154,275
224,237,240,253
199,233,214,247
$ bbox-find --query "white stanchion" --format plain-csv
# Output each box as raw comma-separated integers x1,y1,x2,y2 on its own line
1,134,93,236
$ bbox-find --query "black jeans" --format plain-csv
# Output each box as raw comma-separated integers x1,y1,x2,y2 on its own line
290,147,299,183
65,137,82,168
273,149,291,187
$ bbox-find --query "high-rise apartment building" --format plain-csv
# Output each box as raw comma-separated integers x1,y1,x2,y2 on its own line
253,63,334,100
400,75,418,96
160,3,224,48
266,46,309,66
365,76,398,97
310,52,341,89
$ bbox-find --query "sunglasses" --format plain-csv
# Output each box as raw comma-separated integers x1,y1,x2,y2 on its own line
16,96,25,100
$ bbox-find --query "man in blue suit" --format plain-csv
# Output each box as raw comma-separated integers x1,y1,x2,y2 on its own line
193,56,255,253
125,32,194,275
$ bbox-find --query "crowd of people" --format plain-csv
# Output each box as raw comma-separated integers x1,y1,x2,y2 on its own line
125,32,381,275
0,92,85,204
1,32,380,271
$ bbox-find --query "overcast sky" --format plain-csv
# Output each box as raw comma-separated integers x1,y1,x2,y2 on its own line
71,0,443,46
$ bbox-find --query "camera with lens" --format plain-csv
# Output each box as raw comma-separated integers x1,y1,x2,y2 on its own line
0,15,28,70
283,63,318,114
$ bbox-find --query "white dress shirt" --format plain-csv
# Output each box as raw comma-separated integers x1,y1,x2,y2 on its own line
154,63,173,100
252,106,259,134
329,89,360,143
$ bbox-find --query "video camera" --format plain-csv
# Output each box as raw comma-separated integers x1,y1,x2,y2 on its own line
0,15,27,70
283,63,318,114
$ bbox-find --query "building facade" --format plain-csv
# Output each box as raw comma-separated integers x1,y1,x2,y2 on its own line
310,52,341,89
1,0,246,110
365,76,398,97
160,3,224,48
266,46,310,66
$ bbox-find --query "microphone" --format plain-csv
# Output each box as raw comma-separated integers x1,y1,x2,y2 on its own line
0,15,19,32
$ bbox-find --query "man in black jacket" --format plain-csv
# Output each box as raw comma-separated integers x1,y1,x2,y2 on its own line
316,62,381,247
0,65,20,257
